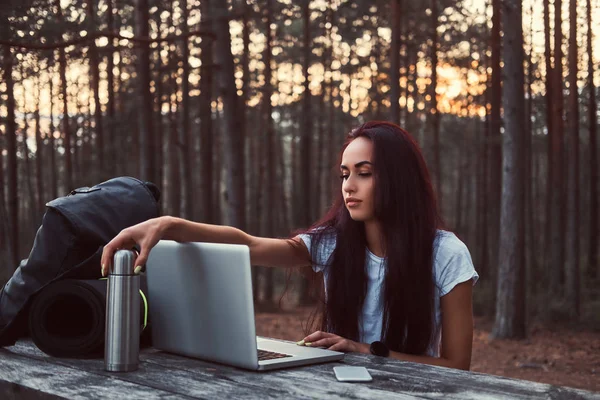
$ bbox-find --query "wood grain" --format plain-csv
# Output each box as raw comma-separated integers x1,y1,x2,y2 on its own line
1,340,598,400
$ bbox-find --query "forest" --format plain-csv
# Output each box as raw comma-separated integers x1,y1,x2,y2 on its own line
0,0,598,348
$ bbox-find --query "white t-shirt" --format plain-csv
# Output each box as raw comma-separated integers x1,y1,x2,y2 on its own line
298,230,479,357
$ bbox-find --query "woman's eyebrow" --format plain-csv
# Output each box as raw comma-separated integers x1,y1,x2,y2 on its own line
340,161,373,170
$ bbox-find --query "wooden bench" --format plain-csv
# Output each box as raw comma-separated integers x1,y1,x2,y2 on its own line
1,339,597,399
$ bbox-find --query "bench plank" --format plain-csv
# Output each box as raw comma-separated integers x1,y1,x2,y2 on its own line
2,340,599,400
0,349,188,399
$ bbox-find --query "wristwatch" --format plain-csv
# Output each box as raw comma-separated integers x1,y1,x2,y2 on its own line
369,341,390,357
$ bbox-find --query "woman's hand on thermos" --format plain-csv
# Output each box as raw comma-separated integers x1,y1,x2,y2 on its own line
101,216,170,277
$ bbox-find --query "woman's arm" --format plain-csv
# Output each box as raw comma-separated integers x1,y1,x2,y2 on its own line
101,216,312,275
301,280,474,370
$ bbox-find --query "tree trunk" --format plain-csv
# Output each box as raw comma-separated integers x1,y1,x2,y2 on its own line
389,0,401,125
525,1,538,297
489,0,502,284
21,112,37,235
491,0,526,339
180,0,194,220
455,121,470,235
587,0,599,279
34,77,44,215
87,0,104,177
549,0,565,296
168,29,181,217
106,0,116,177
476,103,489,280
300,0,312,227
298,0,313,305
135,0,156,183
373,31,383,120
241,0,251,229
3,42,18,267
200,0,214,223
153,48,163,195
429,0,441,206
565,0,580,317
543,0,554,266
263,0,275,304
212,0,246,230
400,1,408,127
0,136,11,266
56,1,72,192
323,0,335,215
48,67,58,199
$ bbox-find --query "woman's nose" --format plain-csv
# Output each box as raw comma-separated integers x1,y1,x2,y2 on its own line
343,176,356,193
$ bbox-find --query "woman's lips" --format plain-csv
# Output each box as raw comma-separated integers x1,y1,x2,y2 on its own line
346,200,361,207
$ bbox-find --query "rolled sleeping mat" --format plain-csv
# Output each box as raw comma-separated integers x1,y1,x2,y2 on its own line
28,279,148,358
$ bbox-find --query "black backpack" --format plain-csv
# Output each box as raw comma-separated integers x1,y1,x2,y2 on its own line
0,176,161,347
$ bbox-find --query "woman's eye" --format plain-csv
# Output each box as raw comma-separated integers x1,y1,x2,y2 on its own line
339,174,349,180
359,172,372,177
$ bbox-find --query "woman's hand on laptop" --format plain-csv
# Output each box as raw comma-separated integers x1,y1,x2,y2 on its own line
297,331,369,354
101,217,167,277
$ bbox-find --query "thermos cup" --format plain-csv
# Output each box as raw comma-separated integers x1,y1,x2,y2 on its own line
104,249,140,372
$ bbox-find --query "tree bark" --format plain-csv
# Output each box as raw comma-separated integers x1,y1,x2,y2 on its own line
57,0,72,192
34,76,44,215
429,0,441,206
489,0,502,285
87,0,104,177
21,111,37,235
263,0,275,304
300,0,312,226
241,0,251,229
491,0,526,340
3,41,19,267
400,1,409,127
106,0,116,177
200,0,214,223
153,41,163,195
389,0,401,125
48,66,58,199
212,0,246,230
180,0,194,220
0,135,11,265
298,0,313,305
525,1,538,297
168,4,181,217
565,0,580,317
135,0,157,183
543,0,554,266
549,0,565,296
586,0,598,280
476,93,489,279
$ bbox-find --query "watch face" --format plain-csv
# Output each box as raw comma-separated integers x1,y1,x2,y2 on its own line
370,341,389,357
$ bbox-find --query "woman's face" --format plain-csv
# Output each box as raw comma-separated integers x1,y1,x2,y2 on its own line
340,136,375,222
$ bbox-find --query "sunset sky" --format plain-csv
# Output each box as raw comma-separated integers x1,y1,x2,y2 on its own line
3,0,599,146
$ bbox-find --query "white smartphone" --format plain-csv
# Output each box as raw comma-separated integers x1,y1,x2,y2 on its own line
333,366,373,382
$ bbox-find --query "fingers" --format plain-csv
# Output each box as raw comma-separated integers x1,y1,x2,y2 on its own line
134,248,150,272
302,330,333,343
101,231,137,277
309,337,340,348
328,340,349,352
296,331,337,347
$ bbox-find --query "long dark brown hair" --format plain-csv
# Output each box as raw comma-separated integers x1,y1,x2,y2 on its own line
299,121,443,355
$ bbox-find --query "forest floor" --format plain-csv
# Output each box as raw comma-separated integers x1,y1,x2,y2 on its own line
255,306,600,393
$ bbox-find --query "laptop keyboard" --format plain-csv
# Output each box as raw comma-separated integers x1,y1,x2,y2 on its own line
257,349,293,361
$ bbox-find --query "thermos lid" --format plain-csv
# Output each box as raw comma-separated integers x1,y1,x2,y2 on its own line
111,249,137,275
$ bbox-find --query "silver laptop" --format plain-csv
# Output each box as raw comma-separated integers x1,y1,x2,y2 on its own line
145,240,344,371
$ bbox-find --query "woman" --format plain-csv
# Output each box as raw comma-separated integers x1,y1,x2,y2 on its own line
101,121,478,370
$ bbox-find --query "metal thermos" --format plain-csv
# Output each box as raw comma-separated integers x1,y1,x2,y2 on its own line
105,249,140,372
